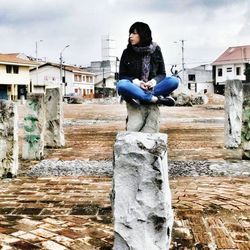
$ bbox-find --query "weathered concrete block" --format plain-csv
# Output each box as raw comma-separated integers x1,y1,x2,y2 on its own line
126,102,160,133
242,82,250,158
224,80,243,148
112,132,173,250
45,88,65,147
0,100,18,177
22,93,45,160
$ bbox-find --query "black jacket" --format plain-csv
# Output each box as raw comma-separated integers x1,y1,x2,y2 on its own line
119,45,166,84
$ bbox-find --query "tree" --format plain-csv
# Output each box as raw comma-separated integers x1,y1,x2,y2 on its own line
244,63,250,82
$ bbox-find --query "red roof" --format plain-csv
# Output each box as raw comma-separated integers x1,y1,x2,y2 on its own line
212,45,250,65
0,53,37,66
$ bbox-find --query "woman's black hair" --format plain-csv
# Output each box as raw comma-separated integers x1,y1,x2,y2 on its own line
128,22,152,47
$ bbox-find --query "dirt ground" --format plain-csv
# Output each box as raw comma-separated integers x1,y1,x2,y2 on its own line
40,103,240,162
18,101,241,171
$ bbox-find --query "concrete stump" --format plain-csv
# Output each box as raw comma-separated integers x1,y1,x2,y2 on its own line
22,93,45,160
126,102,160,133
45,88,65,147
224,80,243,148
112,132,173,250
0,100,18,177
242,82,250,158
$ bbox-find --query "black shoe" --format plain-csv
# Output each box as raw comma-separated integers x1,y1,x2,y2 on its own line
157,96,175,106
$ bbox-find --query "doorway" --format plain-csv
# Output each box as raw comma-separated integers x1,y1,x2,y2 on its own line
0,85,8,100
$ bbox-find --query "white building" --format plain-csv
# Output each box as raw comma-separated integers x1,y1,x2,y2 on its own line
88,59,119,89
0,53,37,100
183,65,213,94
30,63,95,97
212,45,250,94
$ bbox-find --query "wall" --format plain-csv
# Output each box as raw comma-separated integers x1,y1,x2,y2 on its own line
215,63,246,84
184,67,214,93
0,65,30,85
30,65,95,96
30,65,60,87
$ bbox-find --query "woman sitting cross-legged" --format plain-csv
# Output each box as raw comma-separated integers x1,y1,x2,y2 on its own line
117,21,179,106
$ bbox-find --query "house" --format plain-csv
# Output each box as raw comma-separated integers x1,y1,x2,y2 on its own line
95,75,117,97
0,53,37,100
212,45,250,94
86,59,119,97
30,62,95,98
183,64,213,94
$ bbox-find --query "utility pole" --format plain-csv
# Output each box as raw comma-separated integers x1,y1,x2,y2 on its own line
35,40,43,85
180,39,185,88
59,45,70,96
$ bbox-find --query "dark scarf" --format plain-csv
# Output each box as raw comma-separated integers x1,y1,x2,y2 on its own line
132,42,157,82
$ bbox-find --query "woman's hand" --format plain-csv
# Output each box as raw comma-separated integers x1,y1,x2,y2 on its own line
140,82,148,90
145,81,153,90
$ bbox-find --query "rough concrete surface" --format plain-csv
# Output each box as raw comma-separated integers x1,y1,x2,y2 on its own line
44,88,65,148
113,132,172,250
242,82,250,158
0,101,247,250
126,102,160,132
22,94,45,160
224,79,243,148
0,100,18,177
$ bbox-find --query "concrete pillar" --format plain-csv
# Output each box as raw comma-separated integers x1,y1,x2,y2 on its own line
22,93,45,160
126,102,160,133
112,132,173,250
45,88,65,147
242,82,250,159
224,80,243,148
0,100,18,177
224,80,250,159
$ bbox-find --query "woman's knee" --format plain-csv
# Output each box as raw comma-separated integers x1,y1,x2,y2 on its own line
168,76,179,90
117,79,132,93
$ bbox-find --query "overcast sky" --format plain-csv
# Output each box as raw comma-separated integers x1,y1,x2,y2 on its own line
0,0,249,72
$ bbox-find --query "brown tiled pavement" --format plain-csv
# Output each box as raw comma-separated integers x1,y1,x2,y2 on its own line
12,103,249,249
0,176,249,249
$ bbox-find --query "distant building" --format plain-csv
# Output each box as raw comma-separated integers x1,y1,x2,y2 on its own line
30,62,95,98
212,45,250,94
184,65,213,94
0,53,37,100
101,35,116,61
84,35,119,97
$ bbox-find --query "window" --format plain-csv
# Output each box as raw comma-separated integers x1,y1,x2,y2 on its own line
6,65,12,73
226,67,232,72
13,66,19,74
74,74,81,82
218,68,222,76
188,74,195,81
236,67,241,75
5,65,19,74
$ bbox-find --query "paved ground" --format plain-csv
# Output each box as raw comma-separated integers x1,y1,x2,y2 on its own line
0,176,249,249
0,102,248,249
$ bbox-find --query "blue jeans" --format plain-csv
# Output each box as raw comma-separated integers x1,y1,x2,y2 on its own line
117,76,179,103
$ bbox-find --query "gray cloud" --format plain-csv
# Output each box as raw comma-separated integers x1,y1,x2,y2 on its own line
0,0,249,69
0,0,71,25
